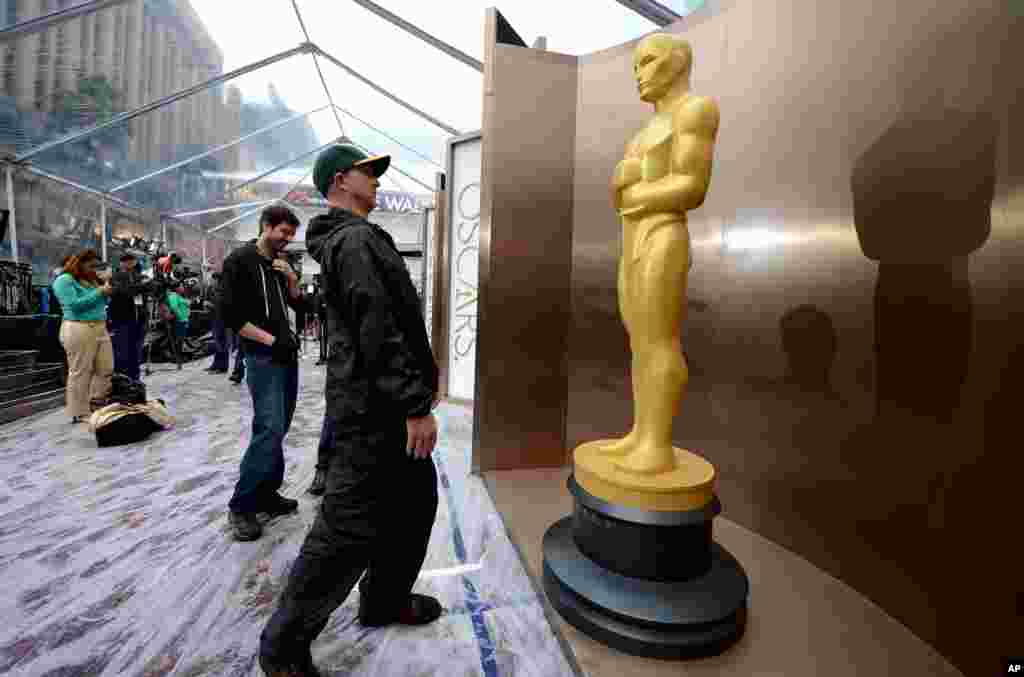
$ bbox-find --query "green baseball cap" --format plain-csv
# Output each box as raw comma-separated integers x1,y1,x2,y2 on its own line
313,143,391,197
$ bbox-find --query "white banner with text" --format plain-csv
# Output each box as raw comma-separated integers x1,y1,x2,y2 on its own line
447,136,481,401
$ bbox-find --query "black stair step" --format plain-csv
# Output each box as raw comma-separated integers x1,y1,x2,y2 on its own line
0,351,38,370
0,388,65,426
0,380,66,406
0,364,64,393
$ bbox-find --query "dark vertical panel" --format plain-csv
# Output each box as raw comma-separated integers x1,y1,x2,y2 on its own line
431,170,450,398
494,8,527,47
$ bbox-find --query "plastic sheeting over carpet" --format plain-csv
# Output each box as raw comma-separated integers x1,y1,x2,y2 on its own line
0,358,576,677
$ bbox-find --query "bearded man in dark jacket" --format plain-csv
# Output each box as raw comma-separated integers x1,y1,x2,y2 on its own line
258,144,441,676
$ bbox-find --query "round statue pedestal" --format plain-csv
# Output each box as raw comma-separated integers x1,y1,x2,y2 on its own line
542,475,749,659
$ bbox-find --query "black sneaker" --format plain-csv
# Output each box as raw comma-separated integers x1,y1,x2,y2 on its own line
229,510,262,541
264,493,299,518
358,577,443,627
259,651,320,677
307,469,327,496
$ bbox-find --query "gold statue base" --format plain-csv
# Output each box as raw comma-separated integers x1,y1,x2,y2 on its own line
574,440,716,512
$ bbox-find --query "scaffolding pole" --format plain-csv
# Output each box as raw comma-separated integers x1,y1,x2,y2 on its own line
100,201,107,262
6,166,17,263
420,207,430,312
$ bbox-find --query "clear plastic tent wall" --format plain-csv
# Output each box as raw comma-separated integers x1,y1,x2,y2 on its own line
0,0,688,284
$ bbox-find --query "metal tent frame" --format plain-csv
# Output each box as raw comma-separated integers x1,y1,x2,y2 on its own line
0,0,481,267
1,0,679,266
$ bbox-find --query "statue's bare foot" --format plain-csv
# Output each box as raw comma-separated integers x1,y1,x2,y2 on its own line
612,442,677,475
594,432,638,457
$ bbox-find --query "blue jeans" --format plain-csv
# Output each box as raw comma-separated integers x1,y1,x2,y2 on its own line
228,346,299,514
210,319,231,370
111,319,144,381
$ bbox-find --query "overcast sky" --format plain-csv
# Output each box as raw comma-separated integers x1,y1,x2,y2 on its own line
186,1,708,194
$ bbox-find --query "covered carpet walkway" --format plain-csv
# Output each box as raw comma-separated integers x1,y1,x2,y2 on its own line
0,358,575,676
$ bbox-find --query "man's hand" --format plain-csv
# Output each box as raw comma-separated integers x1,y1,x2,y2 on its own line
270,332,299,364
272,259,298,285
406,414,438,460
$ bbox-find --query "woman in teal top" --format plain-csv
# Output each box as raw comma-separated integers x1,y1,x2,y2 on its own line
163,288,191,342
52,249,114,423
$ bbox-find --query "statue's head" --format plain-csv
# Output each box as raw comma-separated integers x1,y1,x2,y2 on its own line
633,33,692,103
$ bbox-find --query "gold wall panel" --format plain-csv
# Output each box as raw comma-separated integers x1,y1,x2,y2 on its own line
477,1,1021,673
564,1,1022,675
474,9,578,472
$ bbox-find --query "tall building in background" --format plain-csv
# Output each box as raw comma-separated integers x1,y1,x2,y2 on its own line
0,0,240,168
0,0,247,281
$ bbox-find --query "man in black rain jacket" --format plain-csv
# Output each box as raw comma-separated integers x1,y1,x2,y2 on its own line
108,252,151,381
258,144,441,676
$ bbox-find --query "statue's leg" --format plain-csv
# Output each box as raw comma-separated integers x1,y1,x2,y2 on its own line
615,227,689,474
599,257,641,456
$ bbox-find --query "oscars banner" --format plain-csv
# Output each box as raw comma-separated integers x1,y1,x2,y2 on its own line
446,135,481,402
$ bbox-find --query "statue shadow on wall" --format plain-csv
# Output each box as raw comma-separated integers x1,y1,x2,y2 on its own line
849,109,999,520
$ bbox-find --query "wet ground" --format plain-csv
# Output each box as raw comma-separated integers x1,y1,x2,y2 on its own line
0,355,575,677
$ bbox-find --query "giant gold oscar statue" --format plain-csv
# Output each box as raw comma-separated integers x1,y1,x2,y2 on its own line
542,34,748,660
573,33,719,511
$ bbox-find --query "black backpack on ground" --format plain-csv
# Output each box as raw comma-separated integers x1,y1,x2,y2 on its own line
109,373,147,405
96,414,162,448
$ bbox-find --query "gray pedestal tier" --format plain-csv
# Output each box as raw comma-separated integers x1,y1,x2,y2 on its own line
541,475,749,660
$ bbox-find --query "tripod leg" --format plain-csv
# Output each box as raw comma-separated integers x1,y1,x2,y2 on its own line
168,319,182,370
142,308,152,377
